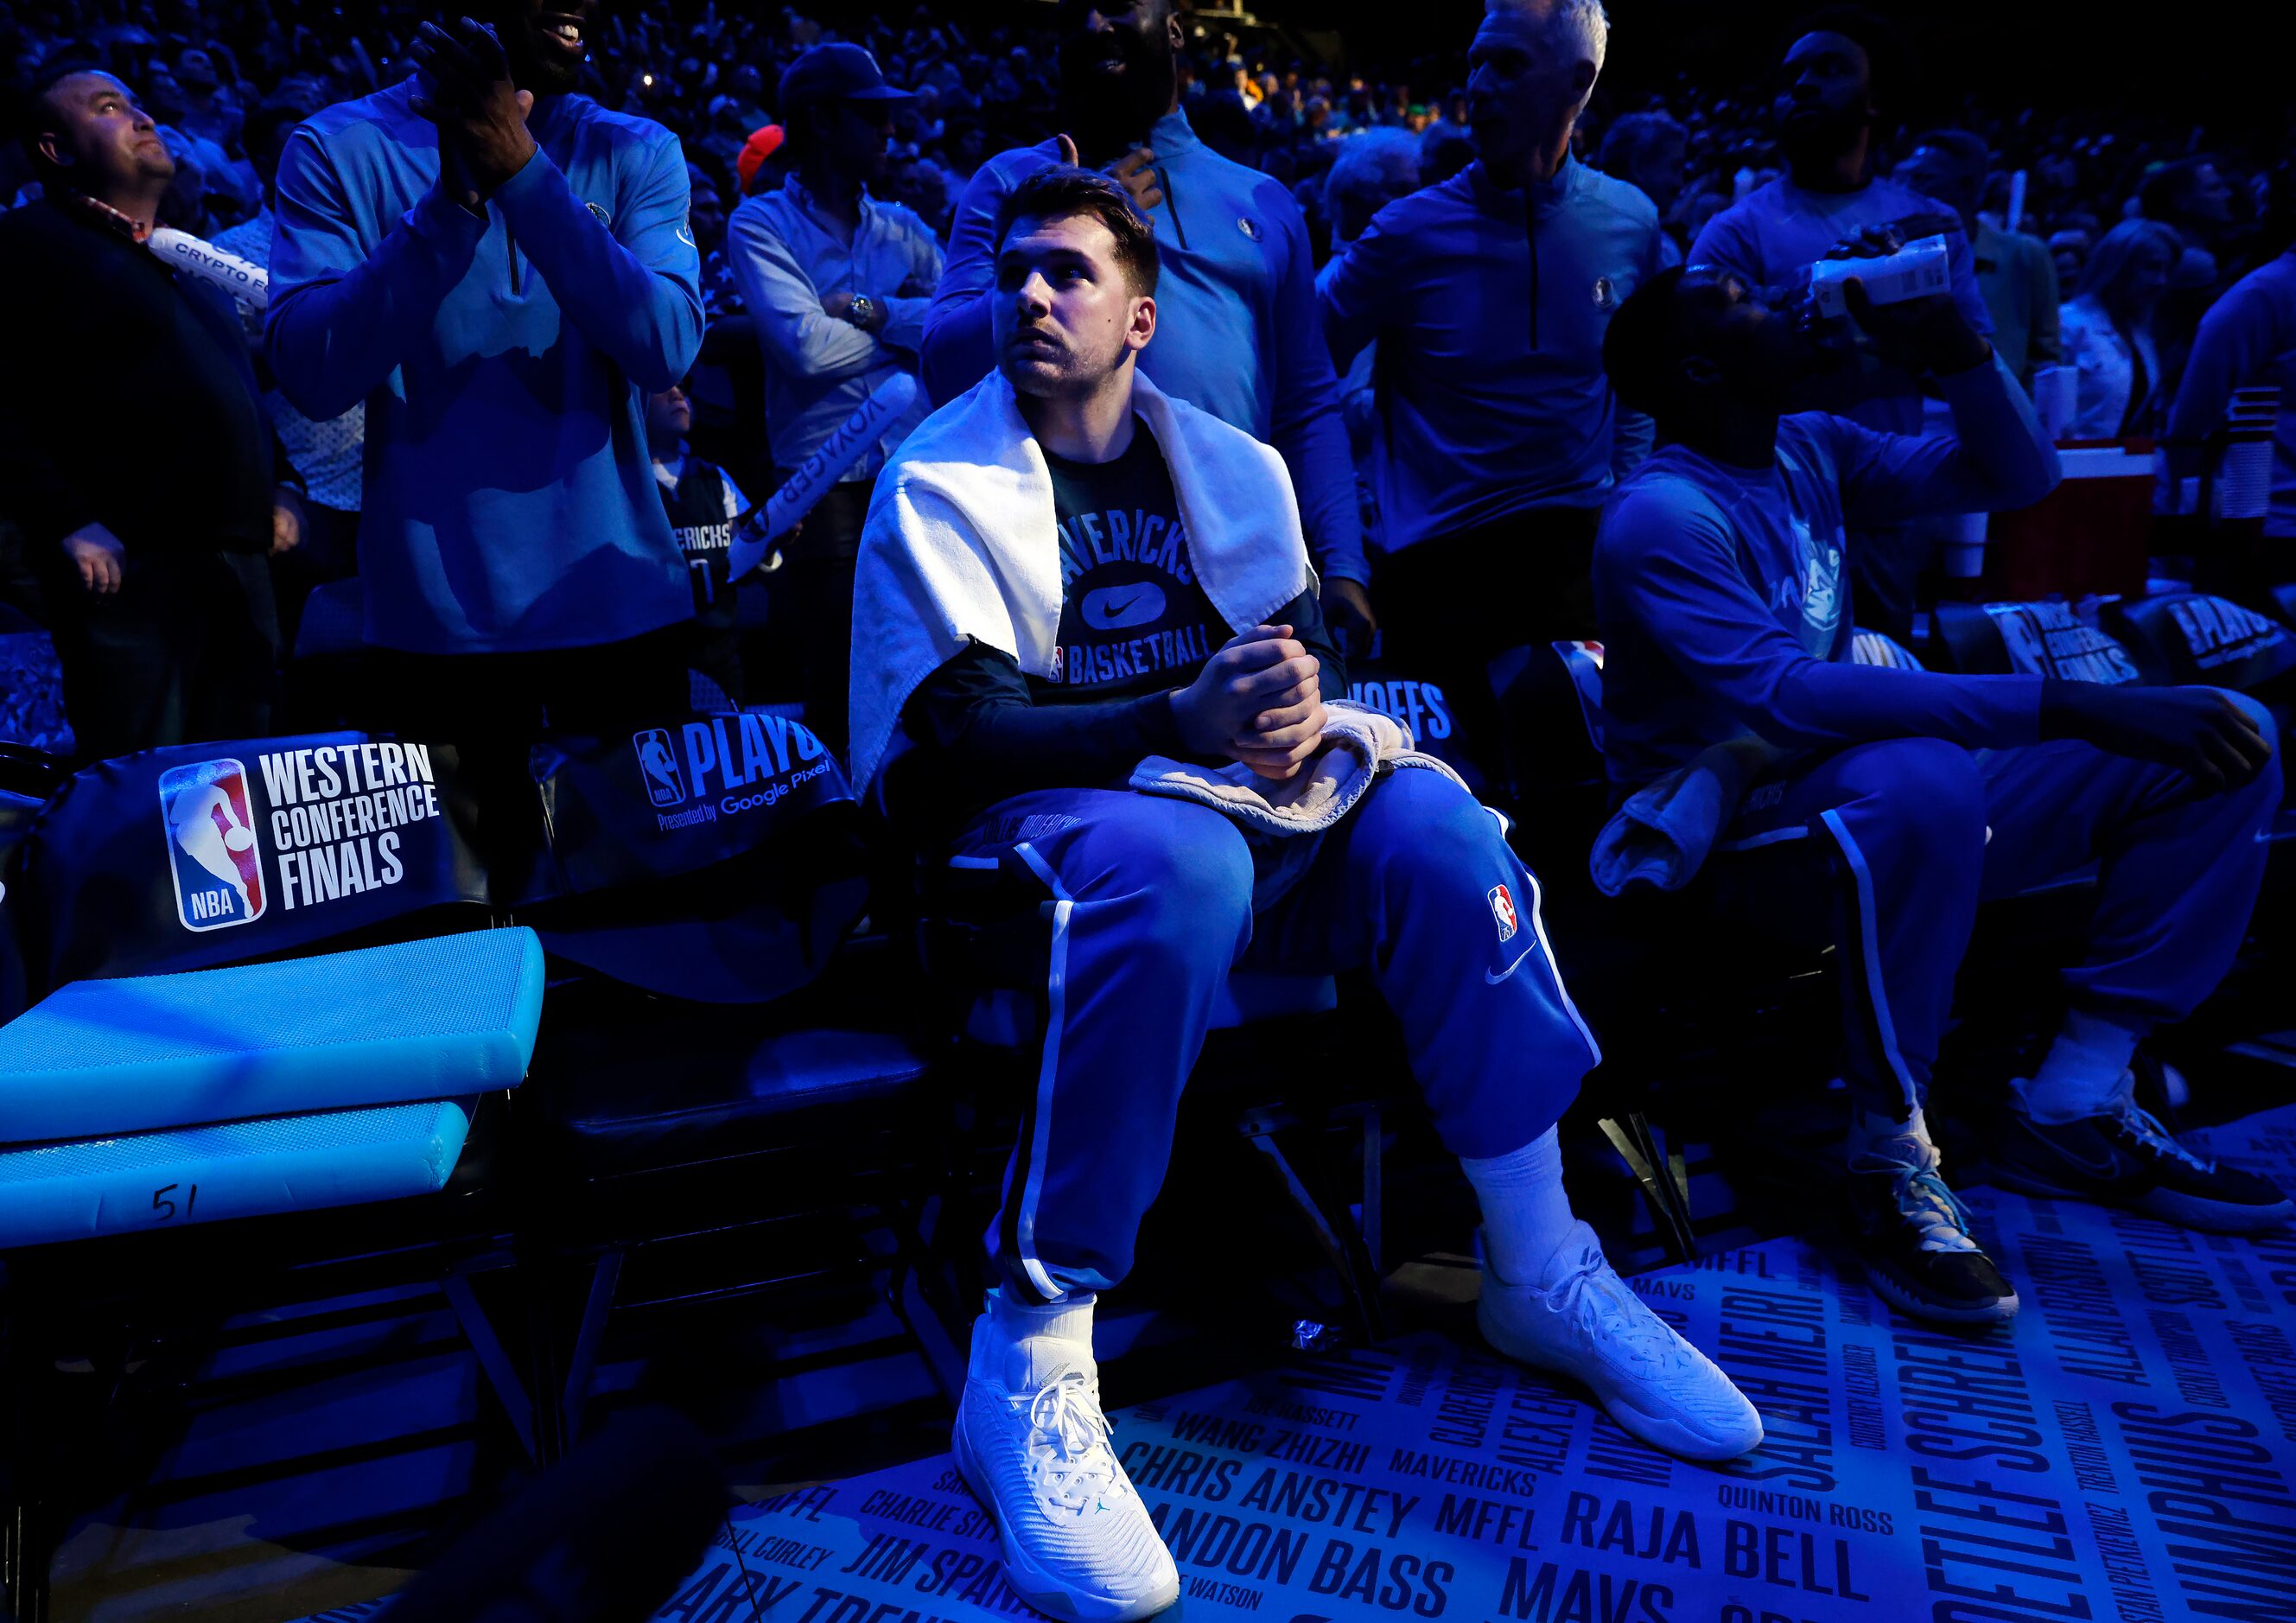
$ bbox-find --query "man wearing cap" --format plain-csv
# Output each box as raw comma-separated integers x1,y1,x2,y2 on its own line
726,43,941,754
923,0,1372,657
266,0,703,741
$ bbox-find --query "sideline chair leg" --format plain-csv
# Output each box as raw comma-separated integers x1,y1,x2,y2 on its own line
1238,1110,1390,1343
443,1268,539,1467
1599,1113,1699,1264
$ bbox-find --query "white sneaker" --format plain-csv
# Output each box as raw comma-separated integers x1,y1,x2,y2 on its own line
1479,1220,1764,1462
951,1307,1179,1623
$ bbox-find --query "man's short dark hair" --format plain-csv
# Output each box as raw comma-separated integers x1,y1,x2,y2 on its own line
16,48,107,173
1602,264,1689,419
994,166,1161,296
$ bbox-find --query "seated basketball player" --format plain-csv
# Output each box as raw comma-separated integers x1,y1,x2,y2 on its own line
849,169,1764,1623
1593,248,2289,1333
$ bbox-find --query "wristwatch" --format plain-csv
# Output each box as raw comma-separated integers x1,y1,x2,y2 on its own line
846,294,876,330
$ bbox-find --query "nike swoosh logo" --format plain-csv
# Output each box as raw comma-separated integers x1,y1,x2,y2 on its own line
1487,945,1536,984
1079,582,1166,630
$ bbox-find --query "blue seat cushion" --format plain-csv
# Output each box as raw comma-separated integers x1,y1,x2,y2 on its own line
0,1097,474,1248
0,928,544,1141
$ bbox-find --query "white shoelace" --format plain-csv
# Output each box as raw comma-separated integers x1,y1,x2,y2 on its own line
1547,1251,1687,1372
1863,1153,1981,1254
2115,1096,2216,1174
1015,1369,1123,1515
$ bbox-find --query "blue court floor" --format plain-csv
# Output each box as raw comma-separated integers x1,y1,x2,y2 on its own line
45,1100,2296,1622
258,1102,2296,1623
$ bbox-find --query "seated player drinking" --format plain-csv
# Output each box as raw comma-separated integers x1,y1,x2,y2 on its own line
1593,251,2290,1329
849,168,1764,1623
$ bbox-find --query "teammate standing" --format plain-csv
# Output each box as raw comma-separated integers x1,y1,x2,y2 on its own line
1320,0,1663,785
1687,17,1993,633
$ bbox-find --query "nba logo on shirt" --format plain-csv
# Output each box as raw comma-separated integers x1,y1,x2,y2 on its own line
1488,882,1519,944
158,759,265,932
634,729,686,806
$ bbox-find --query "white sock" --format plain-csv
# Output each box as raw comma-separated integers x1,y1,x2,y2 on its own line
977,1288,1095,1387
2020,1009,2142,1124
1848,1103,1939,1168
1461,1126,1576,1286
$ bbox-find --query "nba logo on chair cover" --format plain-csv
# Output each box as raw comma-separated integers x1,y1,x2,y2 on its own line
633,729,686,807
158,759,266,931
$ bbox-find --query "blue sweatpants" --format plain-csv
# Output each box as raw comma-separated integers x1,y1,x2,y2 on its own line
1709,700,2281,1120
950,767,1602,1302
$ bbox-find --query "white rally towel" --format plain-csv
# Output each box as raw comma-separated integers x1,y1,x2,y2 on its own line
848,367,1314,795
1128,701,1468,837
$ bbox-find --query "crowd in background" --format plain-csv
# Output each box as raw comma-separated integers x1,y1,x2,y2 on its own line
7,1,2291,283
3,0,2294,754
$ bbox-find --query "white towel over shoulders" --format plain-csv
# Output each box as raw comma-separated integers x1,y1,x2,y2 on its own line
847,367,1314,795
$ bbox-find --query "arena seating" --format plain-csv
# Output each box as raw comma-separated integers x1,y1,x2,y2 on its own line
4,567,2294,1614
0,741,550,1612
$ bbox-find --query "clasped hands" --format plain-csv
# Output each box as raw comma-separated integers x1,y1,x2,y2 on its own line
1168,624,1328,781
408,16,538,207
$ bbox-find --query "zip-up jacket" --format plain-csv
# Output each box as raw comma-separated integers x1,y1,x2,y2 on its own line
267,82,703,654
922,108,1366,586
1320,156,1663,551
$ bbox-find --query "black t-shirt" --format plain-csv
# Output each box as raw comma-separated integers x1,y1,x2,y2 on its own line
1040,423,1230,702
890,419,1344,838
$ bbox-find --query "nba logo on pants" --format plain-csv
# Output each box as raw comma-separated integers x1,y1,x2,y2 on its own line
1488,882,1519,944
633,729,686,806
158,759,266,931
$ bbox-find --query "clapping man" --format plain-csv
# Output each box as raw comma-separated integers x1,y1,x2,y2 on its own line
268,0,703,743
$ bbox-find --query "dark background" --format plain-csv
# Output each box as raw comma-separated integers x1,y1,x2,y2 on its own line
1187,0,2293,151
